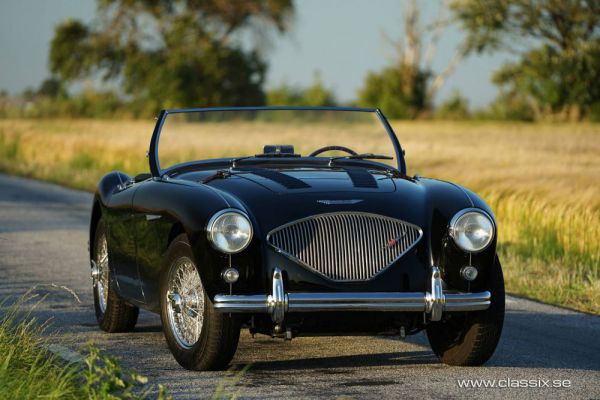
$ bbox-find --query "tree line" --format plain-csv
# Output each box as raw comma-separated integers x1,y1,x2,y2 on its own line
1,0,598,121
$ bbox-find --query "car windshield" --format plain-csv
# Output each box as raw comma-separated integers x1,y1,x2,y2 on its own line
155,108,400,173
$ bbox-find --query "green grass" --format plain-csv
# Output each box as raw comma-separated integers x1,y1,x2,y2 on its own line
0,295,171,400
0,131,19,160
487,194,599,311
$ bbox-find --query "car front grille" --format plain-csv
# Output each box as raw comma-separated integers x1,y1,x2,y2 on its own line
267,212,423,281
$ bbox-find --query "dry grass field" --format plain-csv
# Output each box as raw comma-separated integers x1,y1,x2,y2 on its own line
0,118,598,313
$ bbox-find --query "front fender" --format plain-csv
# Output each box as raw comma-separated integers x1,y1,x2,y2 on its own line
131,178,250,303
89,171,131,259
420,178,497,292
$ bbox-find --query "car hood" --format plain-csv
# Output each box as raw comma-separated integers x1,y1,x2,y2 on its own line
179,169,428,234
232,169,397,193
175,168,471,236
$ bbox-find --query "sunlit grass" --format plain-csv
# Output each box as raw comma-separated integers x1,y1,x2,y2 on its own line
0,294,171,399
488,194,599,311
0,118,598,313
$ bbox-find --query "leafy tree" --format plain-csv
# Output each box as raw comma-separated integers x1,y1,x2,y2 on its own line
37,78,67,99
267,72,336,106
436,90,470,119
266,84,304,106
357,0,466,119
450,0,600,120
49,0,294,115
358,65,429,119
301,72,336,106
482,90,535,121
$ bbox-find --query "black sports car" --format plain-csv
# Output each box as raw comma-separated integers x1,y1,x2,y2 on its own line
89,107,504,370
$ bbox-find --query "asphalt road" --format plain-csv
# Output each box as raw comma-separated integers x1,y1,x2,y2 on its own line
0,173,598,399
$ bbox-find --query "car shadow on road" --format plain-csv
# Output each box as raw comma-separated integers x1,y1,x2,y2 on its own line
405,308,600,371
234,306,600,373
245,350,437,372
35,297,600,373
106,306,600,372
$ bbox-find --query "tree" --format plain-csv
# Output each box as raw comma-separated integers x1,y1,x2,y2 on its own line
358,65,429,119
436,90,470,119
450,0,600,120
301,72,337,106
37,78,67,99
266,84,304,106
357,0,467,119
267,72,337,106
49,0,294,115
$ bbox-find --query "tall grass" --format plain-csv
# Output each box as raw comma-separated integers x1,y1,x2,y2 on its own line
0,294,171,399
487,194,599,311
0,296,79,399
0,119,598,313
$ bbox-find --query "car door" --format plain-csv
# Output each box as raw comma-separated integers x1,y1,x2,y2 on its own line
105,183,145,303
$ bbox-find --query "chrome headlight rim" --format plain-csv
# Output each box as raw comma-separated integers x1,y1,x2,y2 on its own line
206,209,253,254
449,208,495,253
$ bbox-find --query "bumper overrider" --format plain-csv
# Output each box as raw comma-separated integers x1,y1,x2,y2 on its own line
213,267,491,323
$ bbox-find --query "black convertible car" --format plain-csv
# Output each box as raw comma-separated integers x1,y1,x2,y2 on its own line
89,107,504,370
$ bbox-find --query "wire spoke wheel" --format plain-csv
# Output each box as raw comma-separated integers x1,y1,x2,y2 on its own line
92,220,139,333
95,233,110,313
166,257,205,349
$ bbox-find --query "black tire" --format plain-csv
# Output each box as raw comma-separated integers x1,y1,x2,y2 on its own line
426,255,505,366
159,234,240,371
93,220,139,332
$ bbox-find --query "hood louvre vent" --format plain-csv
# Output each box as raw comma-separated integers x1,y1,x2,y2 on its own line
237,167,310,189
343,168,378,188
267,212,423,282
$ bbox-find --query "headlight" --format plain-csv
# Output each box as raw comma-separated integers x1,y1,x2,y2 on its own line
449,209,495,253
207,210,253,254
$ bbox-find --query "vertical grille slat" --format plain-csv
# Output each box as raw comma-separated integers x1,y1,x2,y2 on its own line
267,212,422,282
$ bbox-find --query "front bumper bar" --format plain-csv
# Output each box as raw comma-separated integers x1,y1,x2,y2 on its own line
213,267,491,323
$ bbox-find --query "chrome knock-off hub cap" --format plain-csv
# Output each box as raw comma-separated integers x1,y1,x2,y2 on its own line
166,258,205,349
94,234,110,313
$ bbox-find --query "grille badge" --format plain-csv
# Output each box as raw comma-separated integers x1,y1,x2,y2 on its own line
386,232,407,249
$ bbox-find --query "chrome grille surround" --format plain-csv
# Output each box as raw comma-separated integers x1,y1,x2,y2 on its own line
267,212,423,282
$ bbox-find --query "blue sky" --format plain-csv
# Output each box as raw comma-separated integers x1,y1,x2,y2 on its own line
0,0,513,106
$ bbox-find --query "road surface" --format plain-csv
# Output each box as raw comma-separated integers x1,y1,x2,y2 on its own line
0,174,598,399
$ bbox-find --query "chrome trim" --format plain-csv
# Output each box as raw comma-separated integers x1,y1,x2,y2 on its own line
425,266,444,321
145,214,162,221
267,268,286,324
117,179,135,191
317,199,364,205
90,260,99,280
206,208,253,254
221,267,240,283
213,266,491,322
460,265,478,281
266,212,423,282
448,208,495,254
168,292,183,314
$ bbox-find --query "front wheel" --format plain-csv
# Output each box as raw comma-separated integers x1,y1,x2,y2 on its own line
426,255,505,366
159,234,240,371
92,220,139,332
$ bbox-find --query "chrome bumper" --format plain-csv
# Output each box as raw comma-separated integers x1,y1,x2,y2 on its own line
213,267,491,323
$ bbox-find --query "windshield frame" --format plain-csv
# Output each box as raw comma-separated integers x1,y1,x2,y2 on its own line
148,106,406,177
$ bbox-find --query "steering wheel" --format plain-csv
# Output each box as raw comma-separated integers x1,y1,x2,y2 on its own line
308,145,358,157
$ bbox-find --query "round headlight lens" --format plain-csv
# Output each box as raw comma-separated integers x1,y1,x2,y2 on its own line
450,210,494,253
208,210,253,254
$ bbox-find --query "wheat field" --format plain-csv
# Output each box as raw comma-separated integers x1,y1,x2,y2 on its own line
0,118,598,313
